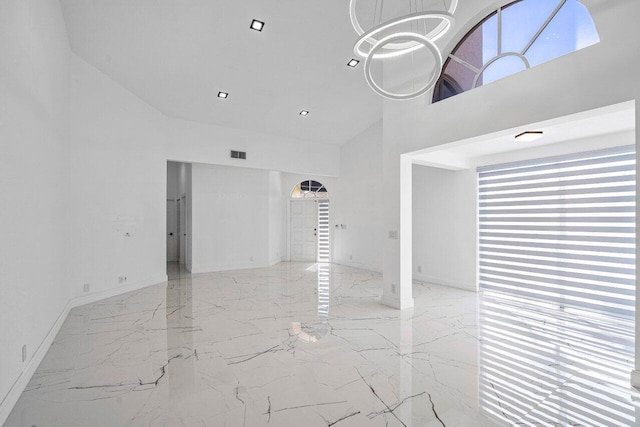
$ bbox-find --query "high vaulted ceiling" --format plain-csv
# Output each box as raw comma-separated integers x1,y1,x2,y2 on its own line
59,0,482,145
59,0,389,145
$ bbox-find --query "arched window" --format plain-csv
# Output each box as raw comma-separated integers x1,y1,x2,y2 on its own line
433,0,600,102
291,180,329,199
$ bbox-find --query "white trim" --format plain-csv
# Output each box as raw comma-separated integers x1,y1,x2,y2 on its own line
472,52,530,89
0,274,167,426
0,300,72,426
191,262,272,274
630,370,640,389
71,275,168,307
332,261,382,274
521,0,566,55
413,273,478,292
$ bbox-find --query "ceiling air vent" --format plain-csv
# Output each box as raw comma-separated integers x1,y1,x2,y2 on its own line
230,150,247,160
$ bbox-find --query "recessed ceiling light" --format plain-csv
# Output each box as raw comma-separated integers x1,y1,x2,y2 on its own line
347,59,360,67
250,19,265,32
515,131,543,141
218,91,229,99
299,110,309,117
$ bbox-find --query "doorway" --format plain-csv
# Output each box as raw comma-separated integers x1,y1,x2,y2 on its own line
290,200,317,261
178,194,188,265
166,199,178,262
167,161,192,279
290,180,330,263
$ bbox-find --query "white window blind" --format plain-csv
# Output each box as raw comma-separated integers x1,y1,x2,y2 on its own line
317,201,330,262
478,145,636,318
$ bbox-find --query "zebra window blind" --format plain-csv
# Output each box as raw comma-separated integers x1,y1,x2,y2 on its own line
478,145,636,318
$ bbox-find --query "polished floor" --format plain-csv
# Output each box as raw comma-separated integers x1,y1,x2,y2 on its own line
5,263,639,426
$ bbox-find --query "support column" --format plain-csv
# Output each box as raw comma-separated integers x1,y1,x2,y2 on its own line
381,151,414,309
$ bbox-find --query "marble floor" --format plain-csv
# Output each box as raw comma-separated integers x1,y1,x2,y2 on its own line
5,263,639,426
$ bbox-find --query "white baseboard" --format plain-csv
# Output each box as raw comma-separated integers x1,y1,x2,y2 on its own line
0,299,72,426
71,275,168,307
413,273,477,292
0,274,168,426
191,262,271,274
269,257,285,267
331,260,382,274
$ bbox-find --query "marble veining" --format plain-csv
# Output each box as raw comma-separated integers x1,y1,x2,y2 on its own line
5,262,639,426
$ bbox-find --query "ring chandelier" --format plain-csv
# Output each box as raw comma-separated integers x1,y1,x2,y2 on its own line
350,0,457,100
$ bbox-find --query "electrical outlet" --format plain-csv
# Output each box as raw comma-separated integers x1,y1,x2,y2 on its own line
388,230,398,240
118,276,127,284
83,283,90,292
391,284,396,294
250,256,254,262
349,255,353,260
22,345,27,362
417,265,422,273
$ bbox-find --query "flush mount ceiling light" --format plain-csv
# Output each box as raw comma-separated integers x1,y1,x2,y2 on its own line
349,0,457,100
299,110,309,117
250,19,264,32
217,91,229,99
347,59,360,67
515,131,544,141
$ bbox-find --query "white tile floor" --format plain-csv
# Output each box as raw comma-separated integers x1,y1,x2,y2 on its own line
5,263,639,426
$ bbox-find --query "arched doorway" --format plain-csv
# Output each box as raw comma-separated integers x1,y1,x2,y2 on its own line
290,180,330,262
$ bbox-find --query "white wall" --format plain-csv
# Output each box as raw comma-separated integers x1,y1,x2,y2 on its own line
191,163,272,273
268,171,285,265
66,54,342,295
167,161,180,200
0,0,71,413
411,130,636,293
2,20,344,417
185,163,193,271
165,117,341,177
68,55,168,298
278,122,384,271
178,162,191,198
381,0,640,309
281,173,338,262
413,166,477,290
332,121,384,272
386,2,640,156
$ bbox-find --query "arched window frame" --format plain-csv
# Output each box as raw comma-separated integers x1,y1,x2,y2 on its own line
433,0,599,102
290,180,330,199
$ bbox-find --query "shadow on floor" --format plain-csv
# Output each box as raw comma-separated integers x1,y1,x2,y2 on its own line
167,261,191,280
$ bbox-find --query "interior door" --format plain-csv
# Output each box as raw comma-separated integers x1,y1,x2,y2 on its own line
166,199,178,262
179,195,187,265
291,200,317,262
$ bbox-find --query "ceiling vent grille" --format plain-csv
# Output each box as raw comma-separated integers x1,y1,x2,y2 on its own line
230,150,247,160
